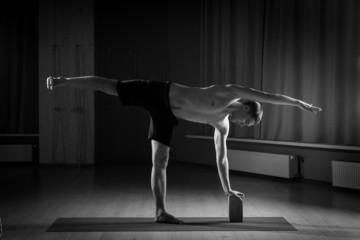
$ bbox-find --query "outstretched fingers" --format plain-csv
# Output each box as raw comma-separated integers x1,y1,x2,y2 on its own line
309,104,322,114
313,106,322,113
229,190,245,201
299,101,322,114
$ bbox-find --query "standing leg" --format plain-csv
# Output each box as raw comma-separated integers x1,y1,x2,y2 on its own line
151,140,183,224
46,76,118,96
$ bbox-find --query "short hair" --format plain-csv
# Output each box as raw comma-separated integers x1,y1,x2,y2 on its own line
242,101,263,126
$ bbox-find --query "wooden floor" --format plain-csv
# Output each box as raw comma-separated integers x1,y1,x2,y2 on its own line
1,161,360,240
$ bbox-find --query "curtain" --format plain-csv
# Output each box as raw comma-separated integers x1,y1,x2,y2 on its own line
200,0,360,146
200,0,266,138
0,1,39,134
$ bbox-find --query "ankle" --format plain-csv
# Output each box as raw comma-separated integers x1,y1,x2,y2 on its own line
156,208,166,216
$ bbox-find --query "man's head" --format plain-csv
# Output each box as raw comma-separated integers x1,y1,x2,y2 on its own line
228,100,263,127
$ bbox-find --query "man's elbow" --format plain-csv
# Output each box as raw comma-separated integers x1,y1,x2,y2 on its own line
216,156,227,164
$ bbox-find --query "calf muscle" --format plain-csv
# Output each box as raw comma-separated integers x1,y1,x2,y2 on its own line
65,76,118,96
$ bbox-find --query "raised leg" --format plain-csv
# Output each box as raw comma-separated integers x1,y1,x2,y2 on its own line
151,140,183,224
46,76,118,96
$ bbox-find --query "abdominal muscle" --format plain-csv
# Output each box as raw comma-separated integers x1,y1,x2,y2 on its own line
169,83,237,125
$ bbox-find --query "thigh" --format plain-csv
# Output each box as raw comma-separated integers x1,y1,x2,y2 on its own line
104,78,119,96
116,79,152,108
148,115,176,147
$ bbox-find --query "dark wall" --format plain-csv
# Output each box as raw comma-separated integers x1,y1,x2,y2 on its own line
95,0,168,163
94,0,202,164
166,0,202,161
0,0,39,134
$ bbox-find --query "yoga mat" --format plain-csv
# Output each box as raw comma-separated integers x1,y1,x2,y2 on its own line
47,217,297,232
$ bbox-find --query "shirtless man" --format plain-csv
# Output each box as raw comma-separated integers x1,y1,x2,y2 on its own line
46,76,322,224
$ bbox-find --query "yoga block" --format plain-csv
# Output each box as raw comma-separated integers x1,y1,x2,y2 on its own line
228,195,243,222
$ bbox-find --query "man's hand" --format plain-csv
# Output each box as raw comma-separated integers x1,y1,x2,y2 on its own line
228,190,245,200
298,100,322,114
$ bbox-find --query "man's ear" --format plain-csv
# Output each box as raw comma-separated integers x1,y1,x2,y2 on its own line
243,105,250,111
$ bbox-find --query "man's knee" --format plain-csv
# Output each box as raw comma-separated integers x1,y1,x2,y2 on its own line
152,140,170,169
153,153,169,169
102,79,118,96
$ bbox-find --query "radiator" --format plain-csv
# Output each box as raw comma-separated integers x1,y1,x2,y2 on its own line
332,161,360,190
227,150,298,179
0,145,32,162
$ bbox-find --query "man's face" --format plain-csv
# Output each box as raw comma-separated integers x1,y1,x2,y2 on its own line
229,105,255,127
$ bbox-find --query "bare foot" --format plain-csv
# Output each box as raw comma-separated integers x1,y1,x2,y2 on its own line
155,211,184,224
47,76,66,90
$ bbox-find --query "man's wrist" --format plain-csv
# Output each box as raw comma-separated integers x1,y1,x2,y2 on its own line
225,189,232,197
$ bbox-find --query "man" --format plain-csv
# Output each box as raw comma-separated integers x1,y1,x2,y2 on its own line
46,76,322,224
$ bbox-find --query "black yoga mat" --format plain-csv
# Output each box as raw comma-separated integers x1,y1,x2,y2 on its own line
47,217,297,232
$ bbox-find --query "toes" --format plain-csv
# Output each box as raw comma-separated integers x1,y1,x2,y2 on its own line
155,214,184,224
177,219,185,224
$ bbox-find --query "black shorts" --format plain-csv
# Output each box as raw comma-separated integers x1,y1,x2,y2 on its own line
116,79,179,147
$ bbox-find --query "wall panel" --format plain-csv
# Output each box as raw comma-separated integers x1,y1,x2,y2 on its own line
39,0,94,164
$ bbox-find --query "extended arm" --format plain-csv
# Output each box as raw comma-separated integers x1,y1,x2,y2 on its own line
228,84,322,113
213,124,244,199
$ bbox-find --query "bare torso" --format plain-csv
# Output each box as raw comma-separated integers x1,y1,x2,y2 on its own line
169,83,238,130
